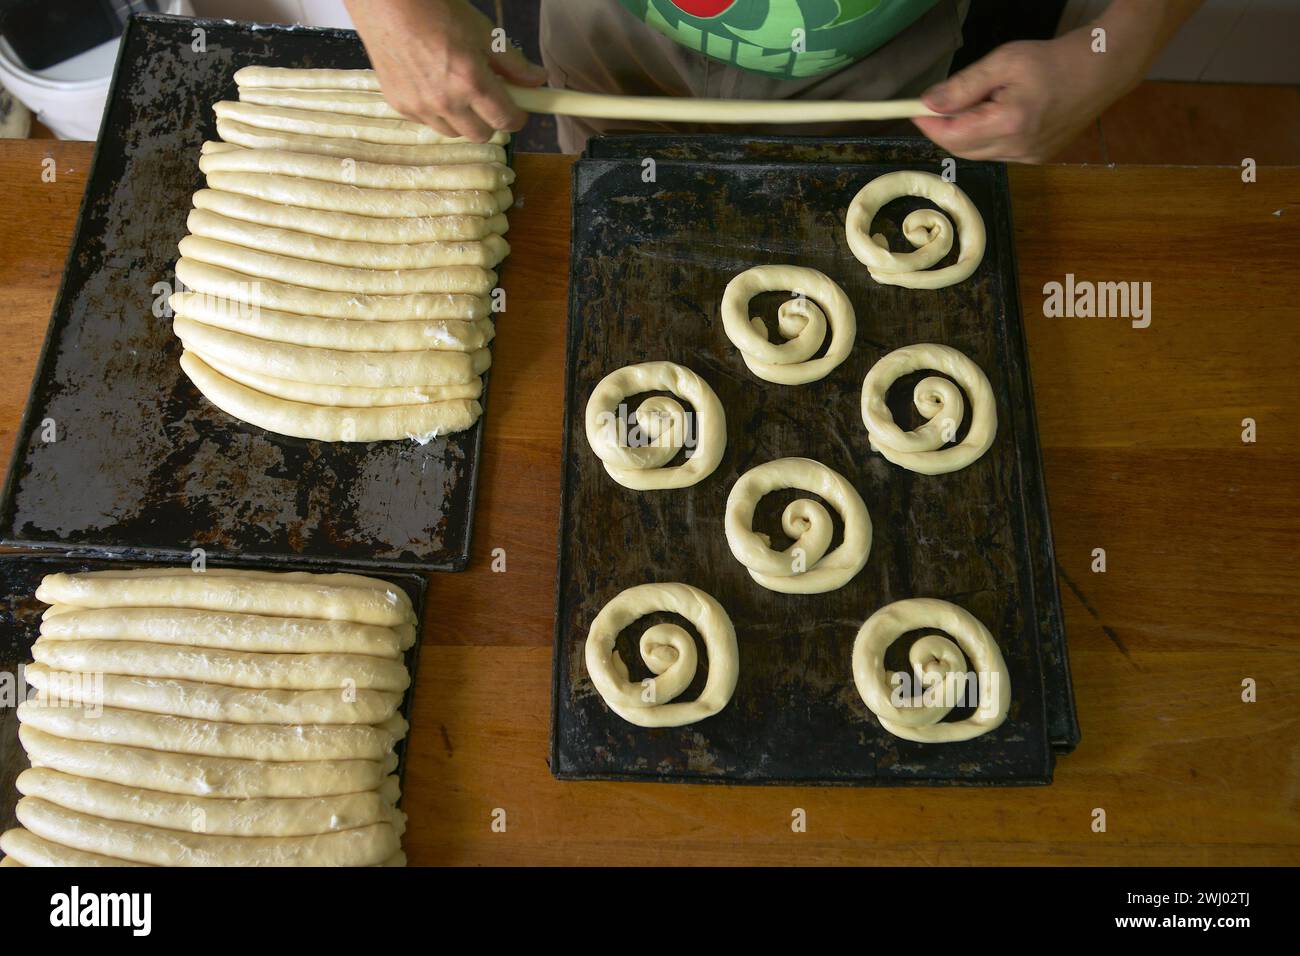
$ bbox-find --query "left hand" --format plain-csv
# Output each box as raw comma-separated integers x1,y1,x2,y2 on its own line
912,32,1130,164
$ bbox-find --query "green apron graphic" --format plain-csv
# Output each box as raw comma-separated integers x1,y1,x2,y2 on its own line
616,0,942,78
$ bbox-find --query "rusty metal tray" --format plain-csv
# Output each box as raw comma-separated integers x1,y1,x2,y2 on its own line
0,14,500,572
551,140,1077,786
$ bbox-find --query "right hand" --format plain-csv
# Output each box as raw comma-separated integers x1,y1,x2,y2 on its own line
345,0,547,143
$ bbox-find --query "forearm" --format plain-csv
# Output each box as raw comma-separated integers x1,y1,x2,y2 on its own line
1086,1,1204,94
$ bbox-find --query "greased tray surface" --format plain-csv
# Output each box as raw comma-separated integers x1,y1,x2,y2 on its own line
0,14,499,572
0,553,427,830
552,143,1075,785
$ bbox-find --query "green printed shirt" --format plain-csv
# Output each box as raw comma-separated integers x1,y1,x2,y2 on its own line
615,0,942,78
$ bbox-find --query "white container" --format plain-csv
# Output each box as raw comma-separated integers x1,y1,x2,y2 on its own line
0,0,193,139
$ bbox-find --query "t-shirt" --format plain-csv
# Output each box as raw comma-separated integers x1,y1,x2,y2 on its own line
615,0,942,78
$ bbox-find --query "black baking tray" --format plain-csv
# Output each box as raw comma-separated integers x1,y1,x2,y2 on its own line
551,141,1078,786
587,134,1079,755
587,135,1078,756
0,13,504,573
0,552,427,832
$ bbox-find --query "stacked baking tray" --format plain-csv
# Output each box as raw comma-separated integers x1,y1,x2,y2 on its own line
551,134,1079,786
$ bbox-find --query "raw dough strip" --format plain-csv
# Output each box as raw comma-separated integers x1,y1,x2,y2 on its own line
17,798,399,867
216,117,508,165
845,171,986,289
40,605,409,656
204,171,511,218
181,351,482,442
239,86,409,119
235,65,386,91
725,457,872,594
218,94,511,145
36,568,414,626
32,638,412,692
861,343,996,475
231,66,936,122
584,361,726,490
178,235,497,296
17,702,407,763
17,768,404,838
175,317,490,387
721,265,856,385
193,188,509,242
585,583,739,728
175,259,490,322
23,663,402,725
851,598,1010,742
1,828,146,867
19,725,394,798
186,209,510,270
198,353,483,408
510,84,936,123
199,146,514,191
171,290,495,353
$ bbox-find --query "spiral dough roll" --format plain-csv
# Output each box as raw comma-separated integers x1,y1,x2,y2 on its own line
584,361,726,490
721,265,856,385
861,343,996,475
725,458,872,594
851,598,1010,743
845,171,985,289
585,583,738,727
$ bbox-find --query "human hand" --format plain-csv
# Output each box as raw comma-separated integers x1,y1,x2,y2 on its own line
345,0,547,143
912,33,1127,164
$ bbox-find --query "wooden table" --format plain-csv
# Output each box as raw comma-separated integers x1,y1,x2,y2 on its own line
2,141,1297,865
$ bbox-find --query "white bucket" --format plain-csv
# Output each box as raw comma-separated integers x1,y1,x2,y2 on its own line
0,0,193,139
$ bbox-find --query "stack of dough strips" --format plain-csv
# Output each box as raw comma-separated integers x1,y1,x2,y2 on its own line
0,568,415,867
172,66,514,442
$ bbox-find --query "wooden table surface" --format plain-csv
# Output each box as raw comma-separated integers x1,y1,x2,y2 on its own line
2,141,1297,866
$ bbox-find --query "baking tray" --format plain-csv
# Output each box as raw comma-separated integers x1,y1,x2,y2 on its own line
552,146,1076,785
0,13,504,573
0,552,427,832
584,135,1078,755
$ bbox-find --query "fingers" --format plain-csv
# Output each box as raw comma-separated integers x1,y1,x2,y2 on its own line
491,45,548,87
921,55,1005,115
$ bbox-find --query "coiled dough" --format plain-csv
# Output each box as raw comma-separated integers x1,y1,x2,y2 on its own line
584,361,726,490
17,768,403,838
721,265,856,384
585,583,738,727
845,171,986,289
725,457,872,594
861,343,996,474
851,598,1010,742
